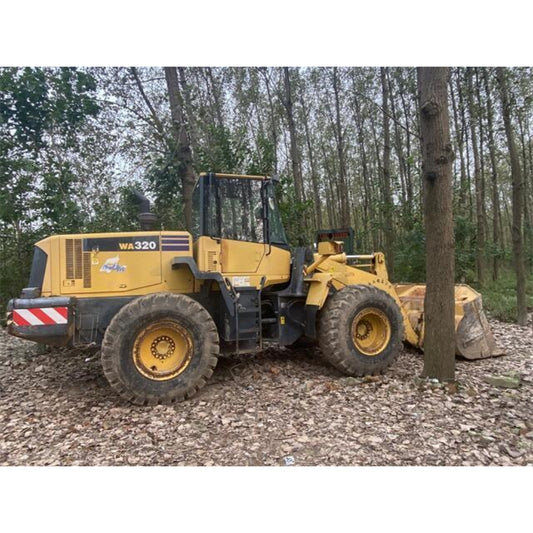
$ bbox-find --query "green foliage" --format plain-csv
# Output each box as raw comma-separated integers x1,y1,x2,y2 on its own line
145,151,184,229
275,174,314,246
0,66,530,331
393,221,426,282
454,215,477,283
245,133,277,176
0,67,99,310
482,270,533,322
85,186,142,233
196,125,248,173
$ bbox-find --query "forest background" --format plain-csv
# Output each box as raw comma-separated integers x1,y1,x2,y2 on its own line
1,66,531,322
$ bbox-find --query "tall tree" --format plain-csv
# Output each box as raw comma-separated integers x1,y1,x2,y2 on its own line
282,67,304,203
332,68,351,228
496,67,528,326
482,68,503,281
466,67,485,285
381,67,394,278
417,67,455,381
164,67,196,231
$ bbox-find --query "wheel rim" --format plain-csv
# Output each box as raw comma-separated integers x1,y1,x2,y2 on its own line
351,308,391,356
132,319,193,381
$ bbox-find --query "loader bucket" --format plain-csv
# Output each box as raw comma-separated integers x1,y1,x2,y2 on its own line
394,283,504,360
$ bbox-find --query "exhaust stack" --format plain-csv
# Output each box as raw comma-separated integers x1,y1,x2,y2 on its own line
133,191,158,231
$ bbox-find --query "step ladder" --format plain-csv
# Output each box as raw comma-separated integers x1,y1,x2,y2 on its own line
226,277,266,354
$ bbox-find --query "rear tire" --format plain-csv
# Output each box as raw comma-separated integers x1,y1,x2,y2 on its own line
101,293,219,405
318,285,403,376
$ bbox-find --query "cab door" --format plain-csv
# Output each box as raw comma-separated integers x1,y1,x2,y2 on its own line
195,174,290,289
217,177,266,275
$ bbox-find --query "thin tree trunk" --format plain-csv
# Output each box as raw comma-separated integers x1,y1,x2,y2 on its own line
129,67,169,148
300,92,322,229
332,68,351,227
353,96,371,250
381,67,395,279
164,67,196,231
456,71,473,218
466,68,485,286
482,68,502,281
259,68,279,174
389,72,407,208
496,67,528,326
517,111,533,268
475,69,489,243
417,67,455,381
398,72,414,215
282,67,305,204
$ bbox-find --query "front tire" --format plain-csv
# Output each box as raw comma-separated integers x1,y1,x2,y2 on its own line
101,293,219,405
318,285,404,376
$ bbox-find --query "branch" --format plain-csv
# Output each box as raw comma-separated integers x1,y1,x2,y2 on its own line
129,67,168,141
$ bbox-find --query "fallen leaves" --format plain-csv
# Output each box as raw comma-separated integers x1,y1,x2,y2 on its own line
0,314,531,466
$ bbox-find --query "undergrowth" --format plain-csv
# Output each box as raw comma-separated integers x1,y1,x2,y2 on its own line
481,270,533,322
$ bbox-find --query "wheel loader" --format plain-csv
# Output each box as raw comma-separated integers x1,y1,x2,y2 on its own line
6,172,501,405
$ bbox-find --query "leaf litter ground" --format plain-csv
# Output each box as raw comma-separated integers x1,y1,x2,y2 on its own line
0,316,531,466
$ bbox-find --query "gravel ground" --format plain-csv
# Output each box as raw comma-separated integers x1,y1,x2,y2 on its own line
0,317,532,466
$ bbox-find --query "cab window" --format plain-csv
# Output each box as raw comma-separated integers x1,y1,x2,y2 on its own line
214,178,264,242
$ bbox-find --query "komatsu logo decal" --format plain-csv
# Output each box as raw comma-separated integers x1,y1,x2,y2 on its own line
100,256,127,273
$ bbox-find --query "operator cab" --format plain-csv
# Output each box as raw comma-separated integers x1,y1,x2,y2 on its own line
190,173,291,290
191,172,288,248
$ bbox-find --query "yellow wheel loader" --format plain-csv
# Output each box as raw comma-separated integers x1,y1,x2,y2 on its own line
6,173,501,405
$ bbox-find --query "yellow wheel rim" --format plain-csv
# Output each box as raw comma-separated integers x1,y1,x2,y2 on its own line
351,308,391,356
132,319,193,381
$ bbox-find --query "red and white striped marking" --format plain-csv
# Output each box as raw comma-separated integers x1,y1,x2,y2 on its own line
12,307,68,326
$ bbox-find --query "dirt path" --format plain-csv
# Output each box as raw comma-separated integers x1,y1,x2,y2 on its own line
0,318,531,466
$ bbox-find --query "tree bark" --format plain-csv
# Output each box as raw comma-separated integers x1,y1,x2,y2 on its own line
282,67,304,204
417,67,456,381
481,68,502,281
353,94,371,250
300,90,322,229
332,68,351,227
517,110,533,268
398,70,414,216
381,67,395,279
466,67,485,286
164,67,196,231
456,71,473,217
496,67,528,326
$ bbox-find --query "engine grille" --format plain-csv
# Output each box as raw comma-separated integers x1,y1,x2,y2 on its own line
66,239,91,288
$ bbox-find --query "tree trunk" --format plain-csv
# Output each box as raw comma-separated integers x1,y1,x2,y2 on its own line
332,68,351,227
398,71,414,216
517,111,533,269
300,91,322,229
475,68,489,244
466,67,485,286
456,71,473,218
482,68,502,281
381,67,395,279
417,67,456,381
449,70,467,210
496,67,528,326
282,67,304,204
259,68,279,174
353,95,371,250
164,67,196,232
